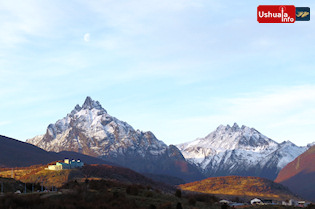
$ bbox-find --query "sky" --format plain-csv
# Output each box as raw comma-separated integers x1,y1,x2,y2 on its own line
1,0,315,146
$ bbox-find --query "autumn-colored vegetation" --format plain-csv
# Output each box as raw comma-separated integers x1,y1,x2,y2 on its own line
179,176,299,201
0,165,45,179
0,163,175,192
0,164,72,188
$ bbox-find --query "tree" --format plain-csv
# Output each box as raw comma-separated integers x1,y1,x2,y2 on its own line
176,202,183,209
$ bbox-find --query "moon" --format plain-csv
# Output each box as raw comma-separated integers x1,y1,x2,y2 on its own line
84,33,90,42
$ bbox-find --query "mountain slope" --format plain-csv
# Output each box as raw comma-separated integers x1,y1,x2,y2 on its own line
0,135,112,168
177,123,306,180
27,97,203,182
0,135,55,167
179,176,299,201
275,145,315,201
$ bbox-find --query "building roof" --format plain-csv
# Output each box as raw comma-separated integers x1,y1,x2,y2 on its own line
251,198,262,204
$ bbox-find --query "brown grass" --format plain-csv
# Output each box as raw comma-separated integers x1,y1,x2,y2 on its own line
179,176,298,201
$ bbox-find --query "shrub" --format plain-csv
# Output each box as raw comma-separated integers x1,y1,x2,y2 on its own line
149,204,157,209
176,202,183,209
175,189,182,198
188,197,196,206
145,191,154,197
126,185,140,196
307,204,315,209
160,202,172,209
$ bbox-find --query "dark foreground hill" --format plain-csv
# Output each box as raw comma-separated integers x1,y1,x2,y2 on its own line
275,145,315,201
179,176,299,201
0,177,221,209
0,135,112,168
0,177,29,193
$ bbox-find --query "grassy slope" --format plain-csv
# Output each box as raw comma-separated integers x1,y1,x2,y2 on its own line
179,176,299,201
0,163,174,191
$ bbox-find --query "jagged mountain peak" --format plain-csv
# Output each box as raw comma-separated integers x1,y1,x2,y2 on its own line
216,123,258,131
82,96,106,111
199,123,276,151
177,123,277,160
215,123,254,134
74,104,81,111
280,140,295,146
69,97,107,117
215,123,239,130
232,122,240,129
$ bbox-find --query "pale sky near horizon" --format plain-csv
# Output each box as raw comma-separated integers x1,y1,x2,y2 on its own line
1,1,315,146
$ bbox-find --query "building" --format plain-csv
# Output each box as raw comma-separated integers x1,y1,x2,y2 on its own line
46,159,84,171
250,198,263,205
282,199,297,206
219,200,231,204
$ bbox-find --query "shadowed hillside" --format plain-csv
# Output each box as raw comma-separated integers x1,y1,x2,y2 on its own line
179,176,299,201
0,135,113,168
275,145,315,201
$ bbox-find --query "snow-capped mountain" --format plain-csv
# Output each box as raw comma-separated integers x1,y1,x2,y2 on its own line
27,97,203,182
176,123,307,180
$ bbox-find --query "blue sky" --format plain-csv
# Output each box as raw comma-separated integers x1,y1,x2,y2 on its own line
1,0,315,146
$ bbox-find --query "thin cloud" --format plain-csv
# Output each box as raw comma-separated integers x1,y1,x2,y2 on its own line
0,121,11,126
225,85,315,117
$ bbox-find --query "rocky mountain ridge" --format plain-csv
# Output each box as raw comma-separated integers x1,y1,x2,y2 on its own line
176,123,307,180
27,97,203,182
